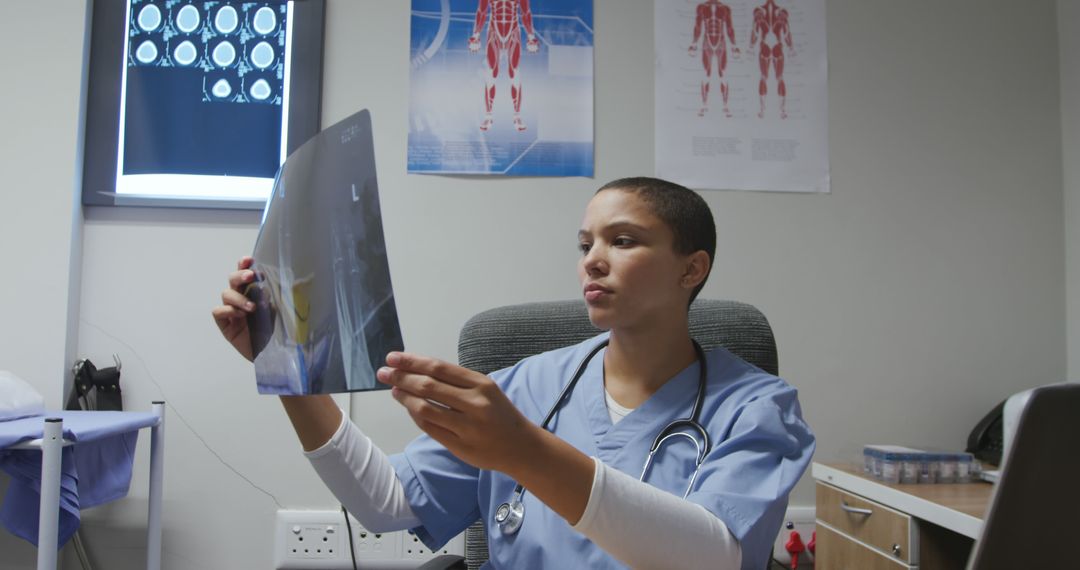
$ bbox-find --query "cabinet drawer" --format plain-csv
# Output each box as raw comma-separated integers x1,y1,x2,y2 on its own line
815,523,913,570
817,482,915,564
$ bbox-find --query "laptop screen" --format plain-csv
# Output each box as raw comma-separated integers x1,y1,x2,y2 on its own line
965,383,1080,569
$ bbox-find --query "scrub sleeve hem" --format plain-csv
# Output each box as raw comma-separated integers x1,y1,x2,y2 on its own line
389,452,480,550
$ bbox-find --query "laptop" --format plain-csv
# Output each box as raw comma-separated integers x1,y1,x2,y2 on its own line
245,109,404,395
965,383,1080,569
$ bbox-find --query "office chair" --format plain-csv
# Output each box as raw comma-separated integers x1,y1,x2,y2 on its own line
445,299,780,569
965,383,1080,570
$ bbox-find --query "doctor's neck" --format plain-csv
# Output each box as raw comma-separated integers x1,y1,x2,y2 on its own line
604,316,697,405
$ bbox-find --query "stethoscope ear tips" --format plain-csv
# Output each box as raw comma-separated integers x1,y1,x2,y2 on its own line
495,499,525,535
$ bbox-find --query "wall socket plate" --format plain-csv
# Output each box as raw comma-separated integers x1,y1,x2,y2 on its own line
277,507,804,568
771,506,816,568
274,510,347,569
351,522,466,568
275,509,465,570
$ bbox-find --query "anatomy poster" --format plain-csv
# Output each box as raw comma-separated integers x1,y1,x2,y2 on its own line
655,0,829,193
408,0,594,176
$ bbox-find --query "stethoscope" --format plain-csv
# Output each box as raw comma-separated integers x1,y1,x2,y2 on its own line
494,339,711,535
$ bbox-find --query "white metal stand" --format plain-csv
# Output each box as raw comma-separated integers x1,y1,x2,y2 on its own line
36,418,63,570
10,403,165,570
146,401,165,570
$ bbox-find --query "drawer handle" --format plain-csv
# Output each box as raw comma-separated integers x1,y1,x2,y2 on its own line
840,501,873,516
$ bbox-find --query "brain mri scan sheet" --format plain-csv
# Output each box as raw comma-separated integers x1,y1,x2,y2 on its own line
246,109,403,394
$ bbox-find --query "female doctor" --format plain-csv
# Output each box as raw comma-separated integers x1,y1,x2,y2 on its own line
213,177,815,569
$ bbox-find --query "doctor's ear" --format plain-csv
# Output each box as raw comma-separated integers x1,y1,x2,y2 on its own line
680,251,711,290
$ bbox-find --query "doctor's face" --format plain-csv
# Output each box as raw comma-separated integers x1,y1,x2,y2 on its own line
577,189,693,331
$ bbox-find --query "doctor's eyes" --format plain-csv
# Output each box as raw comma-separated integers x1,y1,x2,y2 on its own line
577,236,637,254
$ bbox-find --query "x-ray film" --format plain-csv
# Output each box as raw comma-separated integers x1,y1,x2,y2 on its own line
246,109,403,394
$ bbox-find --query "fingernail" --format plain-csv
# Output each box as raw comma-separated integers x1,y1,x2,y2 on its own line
386,353,401,366
376,367,391,382
245,302,255,311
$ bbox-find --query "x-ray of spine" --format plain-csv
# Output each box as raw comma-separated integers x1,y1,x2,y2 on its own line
246,110,404,395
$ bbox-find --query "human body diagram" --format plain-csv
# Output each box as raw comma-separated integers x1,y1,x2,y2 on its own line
469,0,540,132
688,0,739,118
750,0,794,118
683,0,797,120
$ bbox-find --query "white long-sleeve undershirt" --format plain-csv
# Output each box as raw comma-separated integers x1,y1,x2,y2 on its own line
305,413,421,532
571,456,741,569
304,409,741,568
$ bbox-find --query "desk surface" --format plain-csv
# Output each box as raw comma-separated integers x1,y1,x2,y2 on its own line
812,462,994,539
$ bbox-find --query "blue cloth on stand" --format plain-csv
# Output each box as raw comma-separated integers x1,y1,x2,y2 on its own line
0,411,157,549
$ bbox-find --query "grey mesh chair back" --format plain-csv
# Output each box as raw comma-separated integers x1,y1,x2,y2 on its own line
455,299,778,569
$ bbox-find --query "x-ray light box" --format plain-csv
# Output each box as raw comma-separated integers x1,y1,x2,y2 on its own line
82,0,325,209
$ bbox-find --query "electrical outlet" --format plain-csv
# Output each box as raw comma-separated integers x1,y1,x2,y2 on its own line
275,509,466,570
401,528,464,561
771,506,816,568
350,522,465,566
274,510,348,569
352,525,402,559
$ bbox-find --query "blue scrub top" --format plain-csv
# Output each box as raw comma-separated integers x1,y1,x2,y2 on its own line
389,333,815,569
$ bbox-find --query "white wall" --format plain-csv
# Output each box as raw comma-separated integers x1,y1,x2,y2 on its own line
0,0,90,566
1061,0,1080,379
0,2,88,418
1,1,1068,569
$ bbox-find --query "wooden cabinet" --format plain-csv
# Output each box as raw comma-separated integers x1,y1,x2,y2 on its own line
816,524,911,570
812,463,990,570
816,482,916,568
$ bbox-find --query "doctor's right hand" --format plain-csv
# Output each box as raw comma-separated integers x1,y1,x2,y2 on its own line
377,353,539,475
212,256,257,362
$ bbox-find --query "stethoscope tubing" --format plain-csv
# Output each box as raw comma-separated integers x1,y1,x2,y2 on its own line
496,338,710,534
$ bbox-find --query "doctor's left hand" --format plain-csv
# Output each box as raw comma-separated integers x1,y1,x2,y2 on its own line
378,353,538,473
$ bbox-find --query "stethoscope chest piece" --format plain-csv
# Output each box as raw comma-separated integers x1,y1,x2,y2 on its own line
495,498,525,535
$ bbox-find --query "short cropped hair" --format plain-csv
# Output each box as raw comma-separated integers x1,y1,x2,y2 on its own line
596,177,716,304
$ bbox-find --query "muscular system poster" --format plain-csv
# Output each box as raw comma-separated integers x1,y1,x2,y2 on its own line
409,0,594,176
655,0,829,193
